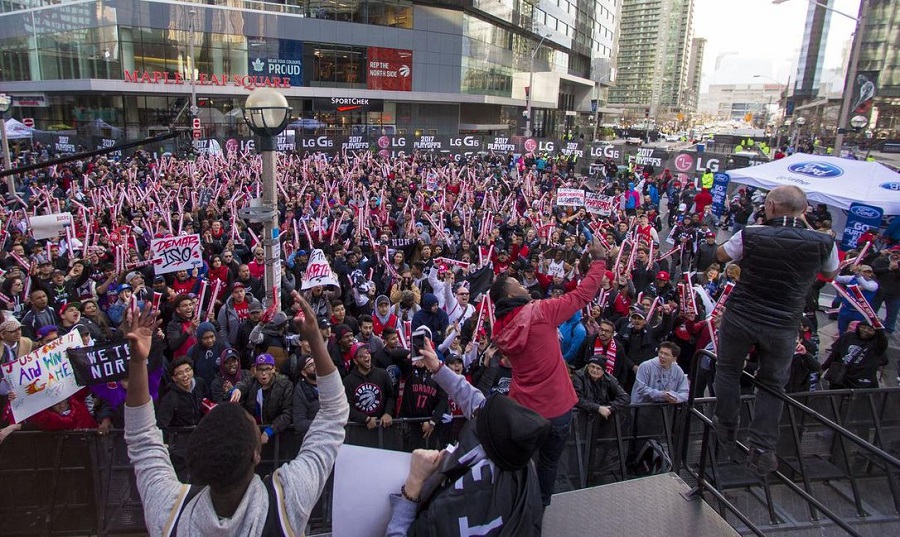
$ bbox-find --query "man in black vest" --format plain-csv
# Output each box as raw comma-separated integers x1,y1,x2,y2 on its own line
714,185,838,475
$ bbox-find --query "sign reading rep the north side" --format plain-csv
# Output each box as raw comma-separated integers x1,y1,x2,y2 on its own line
1,332,83,423
367,47,413,91
151,234,203,275
68,341,132,386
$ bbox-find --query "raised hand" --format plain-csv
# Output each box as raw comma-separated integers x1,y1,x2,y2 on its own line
122,303,160,363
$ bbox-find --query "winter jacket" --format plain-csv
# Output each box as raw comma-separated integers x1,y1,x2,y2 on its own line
559,311,587,363
184,322,226,388
411,293,450,346
217,295,253,346
156,378,209,428
233,373,294,435
292,379,320,436
572,368,631,415
492,259,606,419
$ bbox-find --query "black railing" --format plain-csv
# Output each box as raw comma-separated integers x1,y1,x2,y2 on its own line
676,348,900,536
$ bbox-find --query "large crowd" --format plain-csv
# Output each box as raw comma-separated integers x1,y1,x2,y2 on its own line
0,145,895,527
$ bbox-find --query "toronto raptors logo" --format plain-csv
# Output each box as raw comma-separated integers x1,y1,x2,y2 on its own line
354,382,383,413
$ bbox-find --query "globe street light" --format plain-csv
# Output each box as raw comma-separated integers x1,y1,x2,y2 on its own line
850,114,869,132
242,88,291,310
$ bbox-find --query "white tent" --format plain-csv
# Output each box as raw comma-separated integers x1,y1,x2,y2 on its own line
4,118,33,140
727,153,900,215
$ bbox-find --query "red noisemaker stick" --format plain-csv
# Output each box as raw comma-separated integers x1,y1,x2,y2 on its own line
195,280,209,320
833,283,884,329
207,279,223,320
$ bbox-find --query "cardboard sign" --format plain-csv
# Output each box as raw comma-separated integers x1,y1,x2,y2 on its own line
301,249,340,290
556,188,585,207
150,233,203,275
30,212,74,240
585,192,615,215
333,445,412,537
67,341,131,386
1,332,83,423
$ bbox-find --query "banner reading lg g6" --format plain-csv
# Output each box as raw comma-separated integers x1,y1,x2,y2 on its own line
68,341,131,386
841,203,884,251
367,47,412,91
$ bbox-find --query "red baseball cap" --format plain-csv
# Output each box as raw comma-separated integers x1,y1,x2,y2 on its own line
656,271,670,281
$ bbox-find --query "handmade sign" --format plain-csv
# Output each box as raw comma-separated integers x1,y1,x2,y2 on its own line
0,331,83,423
67,340,132,386
301,249,340,290
150,233,203,275
30,212,74,240
585,192,615,215
556,188,585,207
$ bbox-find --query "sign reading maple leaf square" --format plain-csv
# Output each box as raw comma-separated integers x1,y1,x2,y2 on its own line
367,47,412,91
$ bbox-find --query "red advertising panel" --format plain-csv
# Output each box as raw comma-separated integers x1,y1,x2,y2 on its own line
367,47,413,91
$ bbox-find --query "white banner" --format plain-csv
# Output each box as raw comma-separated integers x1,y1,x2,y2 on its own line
150,234,203,275
30,212,73,240
301,249,340,290
1,332,83,423
584,192,615,215
556,188,585,207
333,445,411,537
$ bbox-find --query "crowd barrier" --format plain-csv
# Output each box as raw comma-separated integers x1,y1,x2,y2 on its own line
2,387,898,535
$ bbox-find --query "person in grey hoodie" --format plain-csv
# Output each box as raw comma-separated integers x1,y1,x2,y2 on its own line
217,283,256,347
124,296,348,536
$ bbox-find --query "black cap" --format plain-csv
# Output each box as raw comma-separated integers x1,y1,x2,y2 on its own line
476,394,550,471
317,317,332,329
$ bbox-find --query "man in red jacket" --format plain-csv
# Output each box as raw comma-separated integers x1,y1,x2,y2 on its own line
489,236,608,506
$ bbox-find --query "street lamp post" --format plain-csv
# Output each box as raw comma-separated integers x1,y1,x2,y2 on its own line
791,116,806,150
525,34,549,138
242,88,291,311
0,94,13,195
753,73,791,149
188,9,199,118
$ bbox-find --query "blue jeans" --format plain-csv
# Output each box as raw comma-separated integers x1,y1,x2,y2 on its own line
537,411,572,506
837,308,864,335
871,295,900,333
714,311,797,451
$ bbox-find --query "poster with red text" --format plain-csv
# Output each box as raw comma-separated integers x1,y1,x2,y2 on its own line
367,47,413,91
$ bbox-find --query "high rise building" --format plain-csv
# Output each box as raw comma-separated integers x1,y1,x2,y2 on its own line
608,0,696,122
0,0,620,140
793,0,834,101
685,37,706,114
856,0,900,136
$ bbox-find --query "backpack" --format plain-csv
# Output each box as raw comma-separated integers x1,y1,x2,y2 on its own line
629,439,672,476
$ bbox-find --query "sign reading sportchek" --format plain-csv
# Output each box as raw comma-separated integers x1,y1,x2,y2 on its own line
367,47,413,91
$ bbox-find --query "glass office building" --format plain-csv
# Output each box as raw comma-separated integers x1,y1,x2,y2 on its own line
0,0,619,141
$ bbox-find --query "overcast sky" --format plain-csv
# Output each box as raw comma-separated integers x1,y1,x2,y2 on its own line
693,0,861,90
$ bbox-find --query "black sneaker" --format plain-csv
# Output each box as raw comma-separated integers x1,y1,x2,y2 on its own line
713,417,737,459
746,448,779,476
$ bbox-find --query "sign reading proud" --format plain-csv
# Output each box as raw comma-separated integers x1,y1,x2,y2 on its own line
301,249,340,290
67,341,132,386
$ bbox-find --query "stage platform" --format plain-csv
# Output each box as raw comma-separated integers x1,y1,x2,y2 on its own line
542,473,740,536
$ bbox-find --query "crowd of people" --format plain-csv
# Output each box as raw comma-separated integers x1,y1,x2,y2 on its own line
0,145,895,533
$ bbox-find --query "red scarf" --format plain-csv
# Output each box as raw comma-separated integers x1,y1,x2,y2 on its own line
593,337,618,376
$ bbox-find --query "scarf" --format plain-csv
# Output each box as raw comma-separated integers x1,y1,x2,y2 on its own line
593,337,617,376
493,296,530,320
373,295,393,325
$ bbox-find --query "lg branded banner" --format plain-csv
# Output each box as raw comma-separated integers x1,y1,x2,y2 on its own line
367,47,413,91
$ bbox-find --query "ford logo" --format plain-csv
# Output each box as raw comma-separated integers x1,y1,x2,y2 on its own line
850,205,882,220
787,162,844,178
880,182,900,191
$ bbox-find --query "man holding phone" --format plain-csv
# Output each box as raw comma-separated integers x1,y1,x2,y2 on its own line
489,236,608,506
